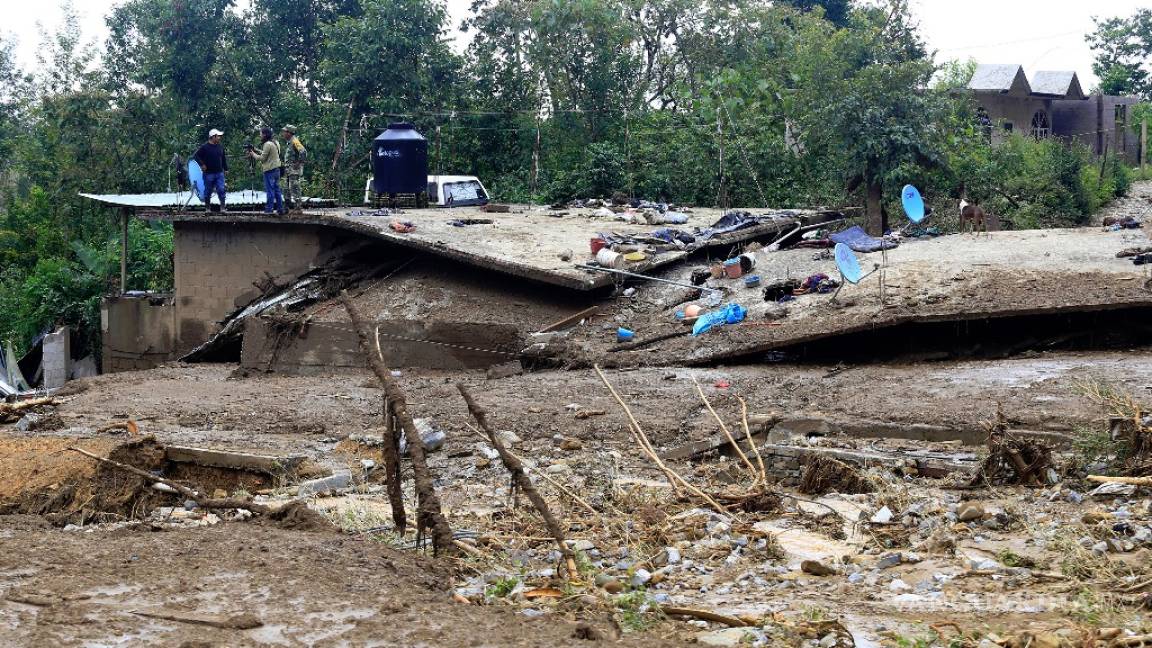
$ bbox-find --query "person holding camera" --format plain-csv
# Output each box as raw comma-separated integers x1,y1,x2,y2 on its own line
280,125,307,212
248,127,284,215
193,128,228,212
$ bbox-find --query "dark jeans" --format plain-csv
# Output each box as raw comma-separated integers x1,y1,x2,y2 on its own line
203,172,226,207
263,168,284,214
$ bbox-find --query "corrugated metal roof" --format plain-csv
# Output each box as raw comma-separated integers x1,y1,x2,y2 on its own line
1031,71,1085,99
968,64,1029,93
79,190,270,208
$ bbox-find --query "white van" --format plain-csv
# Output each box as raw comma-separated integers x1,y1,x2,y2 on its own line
364,175,490,207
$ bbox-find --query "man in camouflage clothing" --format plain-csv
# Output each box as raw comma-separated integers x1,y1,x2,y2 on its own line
280,125,308,211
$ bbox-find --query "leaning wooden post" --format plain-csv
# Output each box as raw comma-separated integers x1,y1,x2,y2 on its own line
340,292,454,555
382,396,406,534
457,383,579,579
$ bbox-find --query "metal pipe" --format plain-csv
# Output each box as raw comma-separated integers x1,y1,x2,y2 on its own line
574,264,724,293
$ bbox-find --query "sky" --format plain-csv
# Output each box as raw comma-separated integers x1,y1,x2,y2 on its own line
5,0,1147,91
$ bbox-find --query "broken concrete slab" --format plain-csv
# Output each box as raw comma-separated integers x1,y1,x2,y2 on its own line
139,205,847,291
586,228,1152,366
164,445,306,478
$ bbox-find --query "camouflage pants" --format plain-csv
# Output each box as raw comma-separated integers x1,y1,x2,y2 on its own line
284,167,303,208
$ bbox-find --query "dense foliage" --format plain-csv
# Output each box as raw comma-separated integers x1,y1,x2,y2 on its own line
0,0,1142,359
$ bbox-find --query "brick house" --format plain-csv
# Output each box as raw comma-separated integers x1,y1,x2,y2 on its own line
967,63,1143,164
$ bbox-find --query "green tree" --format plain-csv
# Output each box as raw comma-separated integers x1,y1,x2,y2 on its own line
790,0,945,233
1087,9,1152,99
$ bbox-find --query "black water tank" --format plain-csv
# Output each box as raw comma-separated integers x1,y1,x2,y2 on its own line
371,122,428,195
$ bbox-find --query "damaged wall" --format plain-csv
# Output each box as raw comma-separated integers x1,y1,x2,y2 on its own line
101,294,176,373
240,317,524,373
173,222,354,354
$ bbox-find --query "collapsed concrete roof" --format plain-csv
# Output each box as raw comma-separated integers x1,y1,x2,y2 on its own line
140,205,847,291
577,227,1152,367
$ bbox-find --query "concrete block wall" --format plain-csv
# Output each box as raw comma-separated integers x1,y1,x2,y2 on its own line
173,222,341,354
101,294,176,373
42,327,71,389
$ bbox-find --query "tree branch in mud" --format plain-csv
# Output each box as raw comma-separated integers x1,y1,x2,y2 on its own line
593,365,728,515
67,446,272,514
456,383,579,579
340,292,454,556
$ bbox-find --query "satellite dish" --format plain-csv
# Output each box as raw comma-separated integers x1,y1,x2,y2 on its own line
187,159,205,202
901,184,925,223
834,243,864,284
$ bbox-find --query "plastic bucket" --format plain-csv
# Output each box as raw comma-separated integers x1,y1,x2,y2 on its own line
590,237,607,255
596,248,624,269
739,252,757,273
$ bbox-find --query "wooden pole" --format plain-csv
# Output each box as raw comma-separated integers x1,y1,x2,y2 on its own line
120,207,129,295
457,383,579,578
340,293,454,555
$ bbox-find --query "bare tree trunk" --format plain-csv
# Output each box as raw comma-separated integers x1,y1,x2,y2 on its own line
340,293,454,556
456,383,578,578
865,180,885,236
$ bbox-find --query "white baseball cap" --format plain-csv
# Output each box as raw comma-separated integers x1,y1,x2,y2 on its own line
208,128,224,137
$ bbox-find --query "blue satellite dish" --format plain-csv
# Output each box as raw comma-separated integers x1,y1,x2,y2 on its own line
901,184,925,223
834,243,864,284
188,159,205,201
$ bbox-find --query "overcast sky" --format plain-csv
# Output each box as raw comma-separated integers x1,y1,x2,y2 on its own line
5,0,1147,90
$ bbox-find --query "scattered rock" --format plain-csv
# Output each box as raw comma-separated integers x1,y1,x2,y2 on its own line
957,503,985,522
870,506,894,524
560,438,583,451
486,361,524,380
801,560,839,576
876,553,902,570
696,628,752,647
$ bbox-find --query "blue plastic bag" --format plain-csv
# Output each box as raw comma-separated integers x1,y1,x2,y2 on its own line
692,304,746,336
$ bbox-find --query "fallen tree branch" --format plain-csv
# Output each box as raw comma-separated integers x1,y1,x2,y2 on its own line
457,383,579,579
67,446,271,514
341,292,454,555
692,377,757,483
1087,475,1152,486
593,365,728,515
0,397,57,422
661,606,748,627
736,397,768,485
130,609,262,630
462,422,602,517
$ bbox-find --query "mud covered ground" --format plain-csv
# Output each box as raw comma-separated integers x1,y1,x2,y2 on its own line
0,516,678,647
2,351,1152,645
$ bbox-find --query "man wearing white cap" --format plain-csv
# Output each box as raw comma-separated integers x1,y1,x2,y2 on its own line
193,128,229,212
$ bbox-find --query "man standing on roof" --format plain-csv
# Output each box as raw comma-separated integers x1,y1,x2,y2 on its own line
248,127,284,215
281,125,307,212
193,128,228,212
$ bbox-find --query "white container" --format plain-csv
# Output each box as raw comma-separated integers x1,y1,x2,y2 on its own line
596,248,624,269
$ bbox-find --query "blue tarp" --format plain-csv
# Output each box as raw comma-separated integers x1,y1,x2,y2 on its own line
829,225,898,253
692,303,747,336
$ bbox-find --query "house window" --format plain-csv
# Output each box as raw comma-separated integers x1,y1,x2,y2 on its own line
1030,110,1051,138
